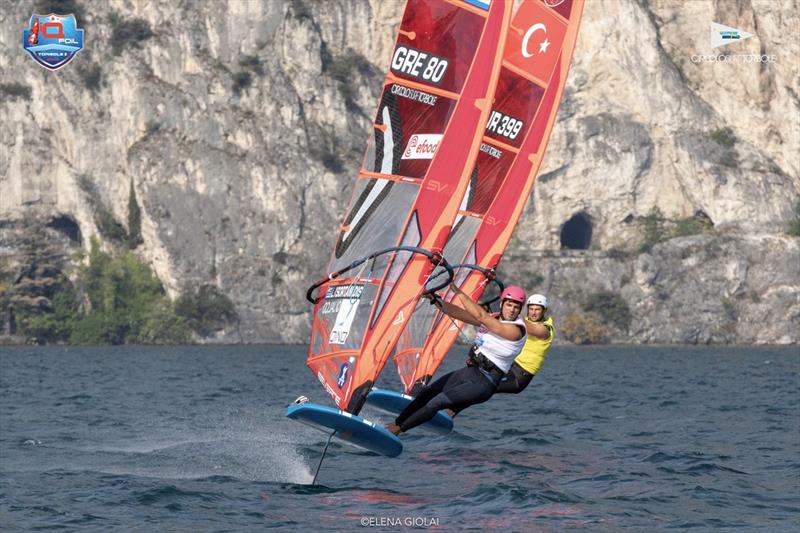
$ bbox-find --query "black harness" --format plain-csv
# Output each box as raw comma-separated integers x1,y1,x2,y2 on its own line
468,345,505,383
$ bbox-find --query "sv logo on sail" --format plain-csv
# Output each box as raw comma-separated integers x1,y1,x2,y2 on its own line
391,45,448,84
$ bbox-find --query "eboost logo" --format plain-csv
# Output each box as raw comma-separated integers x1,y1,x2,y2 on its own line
710,22,753,49
22,13,84,70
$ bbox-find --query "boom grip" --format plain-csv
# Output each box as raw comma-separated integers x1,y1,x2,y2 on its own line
424,263,505,305
305,246,453,304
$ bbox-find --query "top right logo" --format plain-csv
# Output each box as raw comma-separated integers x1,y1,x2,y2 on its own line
710,22,754,49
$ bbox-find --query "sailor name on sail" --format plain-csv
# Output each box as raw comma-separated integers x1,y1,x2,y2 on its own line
486,110,523,140
391,45,449,84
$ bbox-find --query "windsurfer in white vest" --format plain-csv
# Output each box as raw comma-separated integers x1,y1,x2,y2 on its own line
386,285,528,435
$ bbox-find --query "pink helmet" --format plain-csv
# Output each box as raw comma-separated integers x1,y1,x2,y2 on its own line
500,285,526,304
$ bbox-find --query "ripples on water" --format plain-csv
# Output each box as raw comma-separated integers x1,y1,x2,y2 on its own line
0,345,797,531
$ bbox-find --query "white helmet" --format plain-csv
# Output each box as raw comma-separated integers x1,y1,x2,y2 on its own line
526,293,548,309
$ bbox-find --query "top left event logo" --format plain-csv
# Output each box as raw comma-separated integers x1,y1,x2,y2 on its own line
22,14,84,71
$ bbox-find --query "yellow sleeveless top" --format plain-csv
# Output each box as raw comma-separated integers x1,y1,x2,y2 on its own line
515,316,554,374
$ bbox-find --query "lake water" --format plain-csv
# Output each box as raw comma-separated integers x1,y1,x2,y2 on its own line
1,345,798,531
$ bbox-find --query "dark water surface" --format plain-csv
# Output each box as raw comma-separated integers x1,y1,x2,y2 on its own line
1,345,797,531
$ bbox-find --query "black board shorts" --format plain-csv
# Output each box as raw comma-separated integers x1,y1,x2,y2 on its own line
494,361,535,394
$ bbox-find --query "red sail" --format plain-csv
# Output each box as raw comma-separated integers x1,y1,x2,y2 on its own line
307,0,511,414
394,0,585,393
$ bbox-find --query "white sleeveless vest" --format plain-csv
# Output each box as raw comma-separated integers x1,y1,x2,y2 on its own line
473,316,527,373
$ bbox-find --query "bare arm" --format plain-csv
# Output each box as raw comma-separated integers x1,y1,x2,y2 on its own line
525,320,550,340
451,285,525,341
424,293,481,326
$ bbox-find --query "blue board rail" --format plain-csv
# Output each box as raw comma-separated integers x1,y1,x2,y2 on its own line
286,402,403,458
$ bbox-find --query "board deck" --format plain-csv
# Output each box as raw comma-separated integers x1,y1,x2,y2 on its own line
286,402,403,458
365,388,454,435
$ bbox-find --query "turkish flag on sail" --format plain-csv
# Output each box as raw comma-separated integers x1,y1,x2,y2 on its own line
504,2,567,84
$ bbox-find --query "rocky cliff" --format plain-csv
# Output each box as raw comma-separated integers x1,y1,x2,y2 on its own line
1,0,798,345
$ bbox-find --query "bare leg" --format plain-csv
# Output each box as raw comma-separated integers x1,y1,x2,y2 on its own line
385,422,401,435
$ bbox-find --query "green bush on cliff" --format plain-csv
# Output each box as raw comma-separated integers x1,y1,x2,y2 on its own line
638,210,666,253
70,239,190,344
638,209,714,252
18,239,191,345
560,312,607,344
127,179,143,249
109,13,154,55
16,289,80,343
327,50,372,104
710,127,736,148
584,291,631,332
176,284,238,337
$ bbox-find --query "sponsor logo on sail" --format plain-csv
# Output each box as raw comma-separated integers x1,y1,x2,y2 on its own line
22,13,84,70
544,0,567,6
391,45,449,84
402,134,442,160
337,363,349,388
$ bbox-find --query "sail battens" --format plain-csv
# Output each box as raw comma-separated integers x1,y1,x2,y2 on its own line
358,170,423,184
501,60,548,88
384,76,461,101
481,135,521,155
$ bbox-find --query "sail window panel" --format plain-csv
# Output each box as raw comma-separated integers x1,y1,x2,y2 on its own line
370,212,422,328
362,84,458,180
394,216,481,356
484,68,545,149
312,325,324,356
331,180,419,269
442,216,481,271
392,0,483,94
468,143,517,215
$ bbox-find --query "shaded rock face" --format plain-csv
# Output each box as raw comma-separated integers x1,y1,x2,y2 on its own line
1,1,798,344
0,215,80,342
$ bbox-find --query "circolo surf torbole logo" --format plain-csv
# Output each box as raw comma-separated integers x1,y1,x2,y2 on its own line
691,21,774,64
22,13,84,71
710,22,753,49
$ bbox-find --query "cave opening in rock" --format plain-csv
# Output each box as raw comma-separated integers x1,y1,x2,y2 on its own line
560,212,592,250
46,215,82,244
